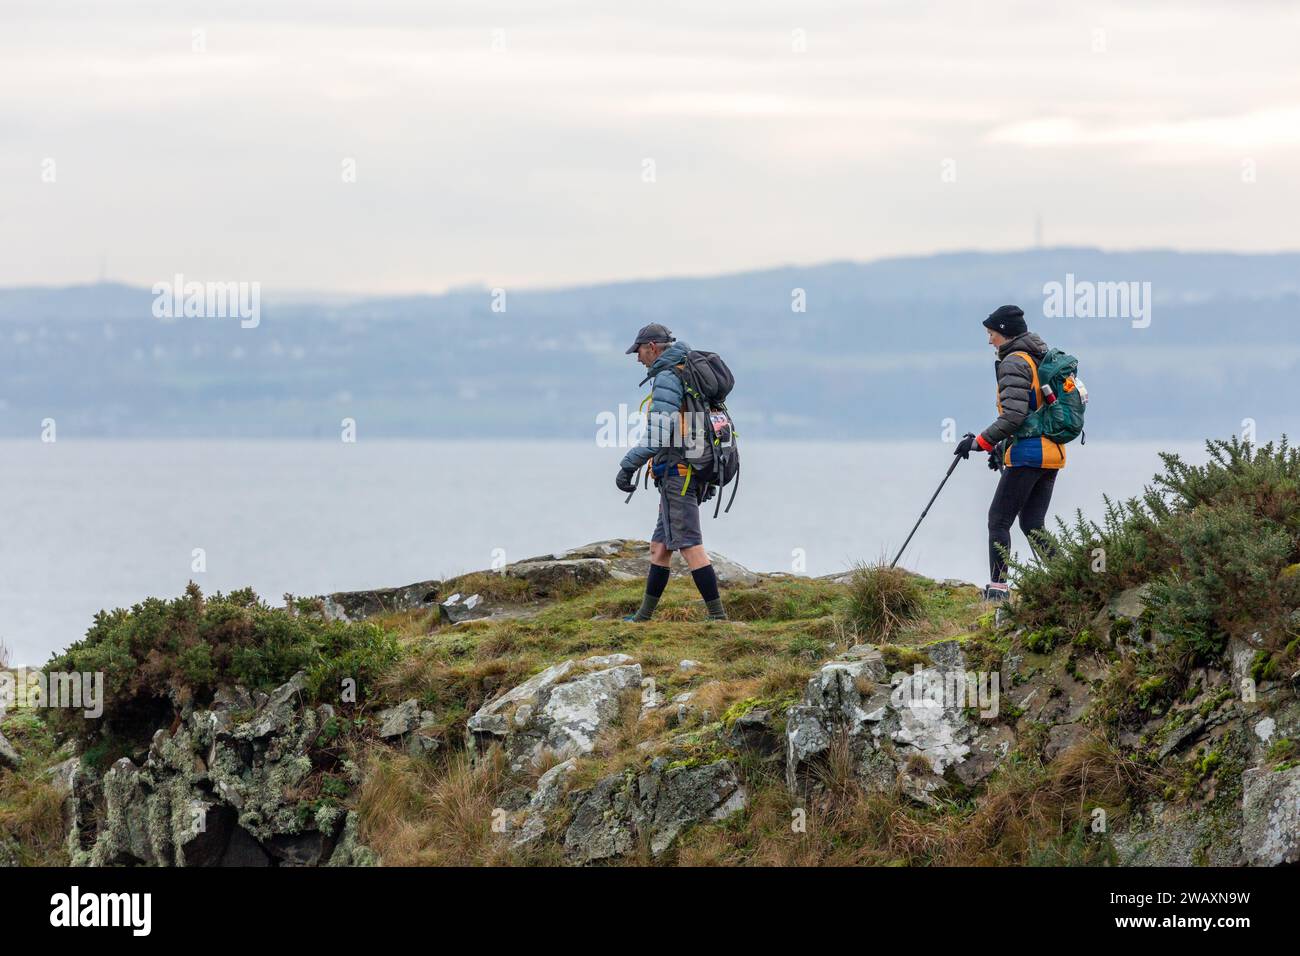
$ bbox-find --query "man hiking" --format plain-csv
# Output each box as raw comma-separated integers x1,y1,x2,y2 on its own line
616,323,728,622
953,305,1064,602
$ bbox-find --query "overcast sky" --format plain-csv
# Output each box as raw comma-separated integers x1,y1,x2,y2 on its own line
3,0,1298,293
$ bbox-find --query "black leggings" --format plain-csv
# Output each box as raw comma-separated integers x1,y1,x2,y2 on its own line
988,466,1058,583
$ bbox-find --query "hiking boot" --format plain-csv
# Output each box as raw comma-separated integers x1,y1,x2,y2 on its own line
983,583,1010,603
625,591,662,623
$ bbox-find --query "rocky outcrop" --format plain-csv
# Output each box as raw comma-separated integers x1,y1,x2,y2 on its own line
505,558,611,596
467,654,643,771
315,540,760,625
17,537,1299,871
66,672,374,867
322,580,442,622
519,540,759,587
564,758,747,863
786,641,1010,803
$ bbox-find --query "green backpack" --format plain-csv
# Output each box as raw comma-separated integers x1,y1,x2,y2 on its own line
1012,348,1088,445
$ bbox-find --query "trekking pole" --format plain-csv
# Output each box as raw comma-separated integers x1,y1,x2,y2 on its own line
890,455,962,568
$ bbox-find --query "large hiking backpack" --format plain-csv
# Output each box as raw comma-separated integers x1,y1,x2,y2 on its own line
656,350,741,516
1011,348,1088,445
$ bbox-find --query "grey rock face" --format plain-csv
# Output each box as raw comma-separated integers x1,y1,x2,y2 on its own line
564,759,747,863
1242,765,1300,865
406,715,442,757
785,658,890,793
69,671,375,867
723,707,782,759
508,758,578,850
505,559,611,596
1156,715,1206,761
1043,723,1089,762
321,579,442,622
1228,635,1267,696
786,641,1010,801
1111,799,1244,866
467,654,643,772
524,540,633,562
1109,585,1151,621
440,592,490,624
377,700,421,739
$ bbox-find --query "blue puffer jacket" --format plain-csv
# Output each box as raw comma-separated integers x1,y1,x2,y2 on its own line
620,340,691,472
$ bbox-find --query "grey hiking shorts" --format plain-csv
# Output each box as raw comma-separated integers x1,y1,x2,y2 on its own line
651,470,704,551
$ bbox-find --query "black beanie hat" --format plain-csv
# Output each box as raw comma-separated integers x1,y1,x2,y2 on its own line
982,304,1027,338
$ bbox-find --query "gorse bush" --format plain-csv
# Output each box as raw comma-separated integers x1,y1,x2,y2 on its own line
1146,501,1300,658
1013,437,1300,665
47,582,400,744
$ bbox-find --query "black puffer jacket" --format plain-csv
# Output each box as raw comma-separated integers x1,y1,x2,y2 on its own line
979,332,1050,448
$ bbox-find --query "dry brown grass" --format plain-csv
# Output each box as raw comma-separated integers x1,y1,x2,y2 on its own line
595,688,655,758
0,774,67,866
674,731,1153,867
357,744,517,866
651,603,707,623
753,661,813,699
442,570,534,604
687,678,763,723
941,735,1154,864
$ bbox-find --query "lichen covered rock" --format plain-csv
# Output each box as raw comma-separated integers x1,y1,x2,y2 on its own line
785,641,1010,802
70,671,375,867
564,758,747,863
1241,764,1300,865
467,654,643,771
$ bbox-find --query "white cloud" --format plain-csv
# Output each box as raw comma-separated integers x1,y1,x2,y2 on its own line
1,0,1298,290
987,108,1300,151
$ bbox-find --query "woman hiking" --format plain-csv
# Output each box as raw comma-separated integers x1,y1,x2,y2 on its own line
953,305,1064,602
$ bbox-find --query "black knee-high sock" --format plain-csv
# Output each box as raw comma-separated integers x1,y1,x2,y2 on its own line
632,564,671,620
690,565,719,602
691,565,727,620
646,564,670,597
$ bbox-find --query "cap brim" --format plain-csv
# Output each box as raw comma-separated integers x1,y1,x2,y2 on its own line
625,343,640,354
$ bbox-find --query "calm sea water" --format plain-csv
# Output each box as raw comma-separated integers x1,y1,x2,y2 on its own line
0,439,1205,664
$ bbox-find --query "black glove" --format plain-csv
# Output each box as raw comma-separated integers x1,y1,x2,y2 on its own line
954,432,977,460
616,467,637,493
987,450,1002,471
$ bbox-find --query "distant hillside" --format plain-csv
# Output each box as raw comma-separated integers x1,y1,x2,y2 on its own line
1,248,1298,439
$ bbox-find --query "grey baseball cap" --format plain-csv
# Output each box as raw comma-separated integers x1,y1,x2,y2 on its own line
625,323,674,354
